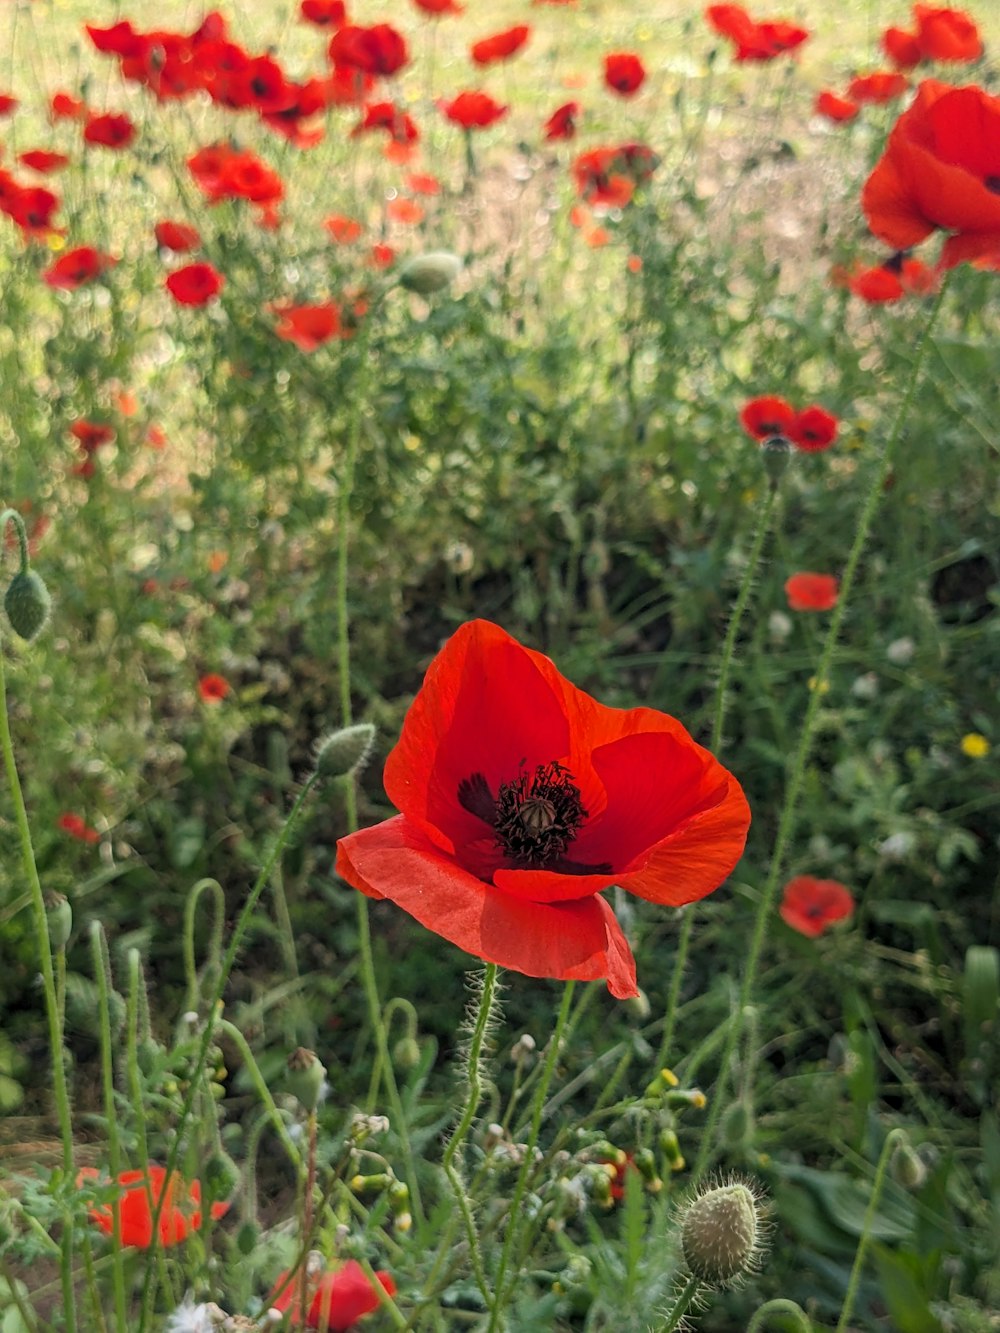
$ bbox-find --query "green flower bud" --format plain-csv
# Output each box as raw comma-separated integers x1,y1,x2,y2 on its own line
760,435,792,489
398,251,463,295
314,723,376,781
393,1035,421,1069
44,892,73,951
890,1140,927,1191
5,569,51,641
203,1150,240,1204
680,1180,767,1287
285,1047,327,1112
236,1220,260,1255
721,1100,753,1147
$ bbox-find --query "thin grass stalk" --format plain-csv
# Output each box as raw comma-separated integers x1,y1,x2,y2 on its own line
182,878,225,1012
90,923,128,1332
836,1128,907,1332
693,276,952,1184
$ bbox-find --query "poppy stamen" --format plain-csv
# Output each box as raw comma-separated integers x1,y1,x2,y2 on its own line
986,175,1000,196
493,760,587,867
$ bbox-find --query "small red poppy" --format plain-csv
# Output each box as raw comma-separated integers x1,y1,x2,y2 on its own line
407,172,441,195
78,1165,229,1247
270,1260,396,1329
50,91,88,120
789,406,839,452
779,876,854,937
0,93,19,117
70,420,116,452
914,4,982,63
329,23,409,78
369,242,396,268
785,572,839,611
815,91,859,123
881,26,923,70
58,813,100,844
18,150,71,173
414,0,464,13
154,220,201,252
198,673,230,702
861,81,1000,269
847,71,909,103
470,25,531,66
604,52,646,96
335,620,750,999
83,112,136,149
272,301,345,350
832,255,938,303
440,90,509,130
543,101,580,140
739,395,795,440
325,213,364,243
43,247,116,290
300,0,347,26
352,101,419,144
166,262,224,306
0,181,62,238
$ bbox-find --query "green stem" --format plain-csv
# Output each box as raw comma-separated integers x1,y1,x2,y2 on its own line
90,924,128,1333
488,982,575,1331
182,877,225,1012
836,1129,906,1333
747,1299,812,1332
216,1019,304,1172
692,275,951,1184
0,626,76,1333
658,483,777,1070
0,509,29,575
442,964,500,1169
654,1274,703,1333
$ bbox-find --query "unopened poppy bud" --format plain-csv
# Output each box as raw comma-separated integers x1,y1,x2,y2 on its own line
285,1047,327,1112
722,1100,753,1146
760,434,792,489
5,569,51,641
393,1035,421,1069
680,1181,767,1287
626,987,651,1019
44,891,73,950
314,723,375,781
659,1127,686,1171
891,1139,927,1191
236,1220,260,1255
398,251,462,295
203,1150,240,1203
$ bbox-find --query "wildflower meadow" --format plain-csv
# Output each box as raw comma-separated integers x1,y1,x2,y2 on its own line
1,0,999,1328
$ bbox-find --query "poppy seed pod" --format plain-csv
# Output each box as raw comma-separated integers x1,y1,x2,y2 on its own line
5,568,51,641
314,723,376,781
680,1180,767,1286
398,251,463,295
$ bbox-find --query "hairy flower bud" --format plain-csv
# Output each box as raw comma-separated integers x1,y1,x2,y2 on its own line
891,1139,928,1191
285,1047,327,1112
203,1150,240,1204
5,569,51,641
314,723,376,781
398,251,462,295
680,1180,767,1287
44,891,73,951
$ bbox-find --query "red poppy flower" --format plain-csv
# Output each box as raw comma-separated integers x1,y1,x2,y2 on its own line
272,301,345,350
706,4,808,61
78,1165,229,1247
50,91,88,120
815,91,859,123
470,25,531,66
739,395,795,440
329,24,409,78
414,0,464,13
914,4,982,63
440,91,509,130
571,149,634,207
335,620,750,999
301,0,347,26
70,420,116,452
881,26,923,70
831,254,938,302
861,81,1000,269
789,406,839,452
543,101,581,140
18,150,70,173
85,20,142,56
407,172,441,195
43,247,116,290
779,876,854,937
165,262,224,306
352,101,419,144
83,112,136,149
604,52,646,96
785,572,839,611
706,4,757,45
325,213,364,243
0,181,62,238
270,1260,396,1329
198,672,230,702
0,93,19,117
847,71,909,103
189,145,285,208
58,813,100,844
154,219,201,251
369,242,396,268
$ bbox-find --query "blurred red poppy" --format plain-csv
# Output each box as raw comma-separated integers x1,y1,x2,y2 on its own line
0,177,62,238
70,420,116,452
166,263,224,306
301,0,347,25
18,150,70,173
50,91,88,120
785,573,839,611
862,80,1000,269
471,25,531,65
58,813,100,844
352,101,419,144
271,1260,396,1329
789,406,839,452
780,876,854,937
83,112,136,149
832,254,938,302
43,247,116,290
847,71,909,103
705,4,808,61
78,1165,229,1247
329,23,409,77
325,213,364,242
407,172,441,195
0,93,19,117
913,4,982,62
414,0,464,13
154,220,201,251
815,91,859,123
604,52,645,95
543,101,581,140
881,26,923,70
440,91,509,130
739,395,795,440
336,620,750,999
198,673,230,703
272,301,345,350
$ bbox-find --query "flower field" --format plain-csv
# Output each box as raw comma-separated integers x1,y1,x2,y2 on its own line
0,0,998,1328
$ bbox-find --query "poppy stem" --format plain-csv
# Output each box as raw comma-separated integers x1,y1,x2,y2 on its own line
747,1299,812,1332
442,963,501,1170
835,1128,906,1332
658,482,778,1071
691,273,953,1185
91,922,129,1331
653,1273,704,1332
488,980,575,1331
0,621,77,1333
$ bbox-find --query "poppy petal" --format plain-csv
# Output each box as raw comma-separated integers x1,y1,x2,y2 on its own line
336,816,638,997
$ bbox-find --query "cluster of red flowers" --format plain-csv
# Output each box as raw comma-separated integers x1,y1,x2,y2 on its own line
705,4,809,62
739,396,839,452
572,142,659,208
78,1165,229,1247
